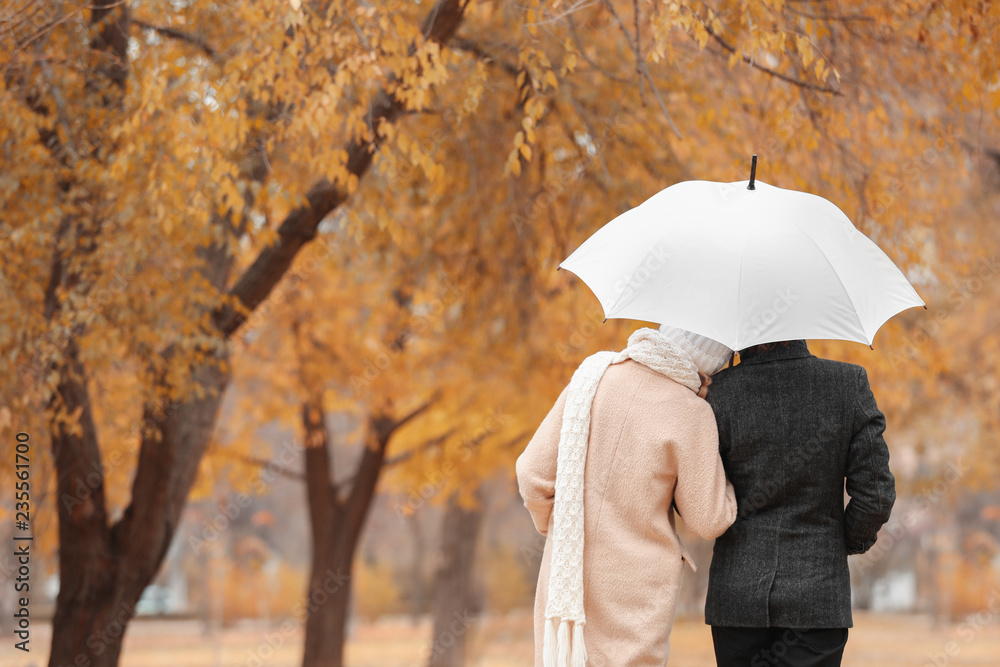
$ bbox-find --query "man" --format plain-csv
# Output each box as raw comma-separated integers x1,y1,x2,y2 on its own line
704,340,895,666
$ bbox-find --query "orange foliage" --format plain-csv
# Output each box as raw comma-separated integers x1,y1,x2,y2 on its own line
0,0,998,640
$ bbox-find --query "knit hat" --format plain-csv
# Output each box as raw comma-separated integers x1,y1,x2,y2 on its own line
658,324,732,375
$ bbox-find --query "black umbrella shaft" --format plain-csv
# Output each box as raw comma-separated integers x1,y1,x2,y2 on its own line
748,154,758,190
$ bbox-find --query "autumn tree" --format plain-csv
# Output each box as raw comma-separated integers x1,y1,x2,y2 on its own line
1,1,998,665
216,212,529,665
2,0,471,663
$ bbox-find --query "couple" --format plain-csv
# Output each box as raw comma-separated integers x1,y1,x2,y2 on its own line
515,324,895,666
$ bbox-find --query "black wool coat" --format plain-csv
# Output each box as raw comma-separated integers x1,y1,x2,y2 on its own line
703,340,895,629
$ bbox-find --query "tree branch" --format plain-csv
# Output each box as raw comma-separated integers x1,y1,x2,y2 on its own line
216,449,306,481
386,427,457,467
334,427,458,495
499,430,532,450
392,391,441,433
633,0,643,102
131,18,218,60
601,0,681,137
700,18,842,96
785,8,873,22
451,36,519,76
212,0,470,337
566,13,632,83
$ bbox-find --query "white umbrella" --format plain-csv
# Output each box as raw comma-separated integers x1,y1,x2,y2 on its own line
559,176,925,350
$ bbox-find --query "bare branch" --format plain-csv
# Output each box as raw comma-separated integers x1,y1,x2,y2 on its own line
131,18,218,60
633,0,644,102
499,430,532,450
385,428,457,467
601,0,681,137
215,449,306,481
333,427,458,495
566,13,632,83
785,7,873,22
525,0,600,27
1,4,84,75
699,17,842,96
451,36,519,76
392,390,443,433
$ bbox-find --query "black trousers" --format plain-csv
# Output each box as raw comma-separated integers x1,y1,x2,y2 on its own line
711,626,849,667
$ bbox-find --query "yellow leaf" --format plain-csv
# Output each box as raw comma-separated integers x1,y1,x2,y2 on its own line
508,150,522,176
693,23,709,49
796,35,815,69
562,52,578,75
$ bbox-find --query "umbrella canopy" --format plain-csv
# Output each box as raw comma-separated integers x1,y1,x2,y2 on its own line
559,179,925,350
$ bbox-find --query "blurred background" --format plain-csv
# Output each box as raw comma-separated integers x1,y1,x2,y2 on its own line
1,0,998,665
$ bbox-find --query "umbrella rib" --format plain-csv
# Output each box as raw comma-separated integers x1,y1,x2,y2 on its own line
605,241,663,317
787,217,868,343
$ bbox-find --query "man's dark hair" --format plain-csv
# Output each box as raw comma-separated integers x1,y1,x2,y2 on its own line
749,341,792,354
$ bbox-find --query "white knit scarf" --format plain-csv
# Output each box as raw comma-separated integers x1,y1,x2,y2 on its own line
543,327,701,667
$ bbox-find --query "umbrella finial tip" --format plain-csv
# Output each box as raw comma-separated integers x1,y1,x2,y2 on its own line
747,154,758,191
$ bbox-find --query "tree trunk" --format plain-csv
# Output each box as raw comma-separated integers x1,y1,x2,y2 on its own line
299,390,436,667
41,1,468,664
47,339,230,667
407,512,428,625
301,396,349,667
299,397,379,667
428,488,485,667
50,591,132,666
302,536,356,666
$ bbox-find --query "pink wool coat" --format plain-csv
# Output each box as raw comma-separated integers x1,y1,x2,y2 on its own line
516,360,738,666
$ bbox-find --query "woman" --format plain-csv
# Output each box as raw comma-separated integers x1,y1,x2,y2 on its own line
515,324,738,666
